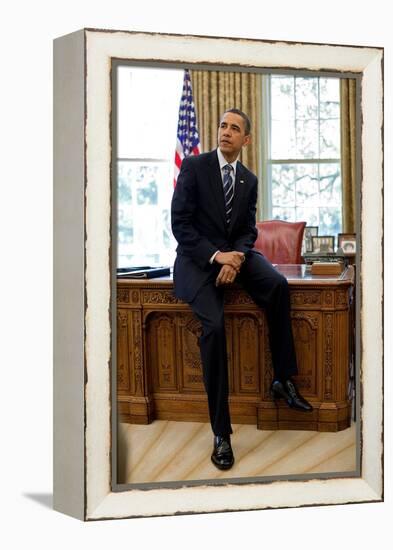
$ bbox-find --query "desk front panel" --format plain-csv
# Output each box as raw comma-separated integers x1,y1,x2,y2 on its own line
117,266,354,431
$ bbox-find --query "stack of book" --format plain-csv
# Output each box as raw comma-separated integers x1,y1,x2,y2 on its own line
117,266,171,279
311,261,344,275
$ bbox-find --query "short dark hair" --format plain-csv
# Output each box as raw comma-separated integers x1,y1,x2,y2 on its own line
222,108,251,135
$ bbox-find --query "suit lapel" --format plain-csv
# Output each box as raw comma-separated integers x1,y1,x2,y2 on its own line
228,162,247,235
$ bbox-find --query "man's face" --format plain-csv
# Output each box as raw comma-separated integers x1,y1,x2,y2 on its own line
217,112,251,159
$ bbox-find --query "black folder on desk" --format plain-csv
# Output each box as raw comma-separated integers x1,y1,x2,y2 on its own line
117,266,171,279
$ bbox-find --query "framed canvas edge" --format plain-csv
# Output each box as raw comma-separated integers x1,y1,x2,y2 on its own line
76,29,383,520
53,28,87,521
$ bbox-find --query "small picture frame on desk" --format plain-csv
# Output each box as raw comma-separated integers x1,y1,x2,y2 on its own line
311,235,335,254
302,226,319,254
338,233,357,254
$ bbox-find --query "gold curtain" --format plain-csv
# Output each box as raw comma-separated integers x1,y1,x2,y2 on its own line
340,78,357,233
190,70,260,177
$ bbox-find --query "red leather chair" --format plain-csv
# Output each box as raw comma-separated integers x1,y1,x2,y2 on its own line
254,220,306,264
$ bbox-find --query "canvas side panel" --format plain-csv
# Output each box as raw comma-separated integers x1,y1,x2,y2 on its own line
53,28,86,521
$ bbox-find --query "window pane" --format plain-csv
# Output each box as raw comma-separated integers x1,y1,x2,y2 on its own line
295,77,318,119
295,119,319,158
295,163,319,206
295,207,319,227
320,78,340,119
272,165,296,206
271,76,295,120
318,207,341,237
320,119,340,158
271,119,296,158
319,163,341,206
272,206,296,221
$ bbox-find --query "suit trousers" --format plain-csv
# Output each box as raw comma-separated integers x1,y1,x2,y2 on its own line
188,251,298,436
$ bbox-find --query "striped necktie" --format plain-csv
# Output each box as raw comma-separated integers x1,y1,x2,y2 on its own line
223,164,234,225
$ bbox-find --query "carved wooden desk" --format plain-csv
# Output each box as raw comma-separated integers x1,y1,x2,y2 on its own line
117,265,355,432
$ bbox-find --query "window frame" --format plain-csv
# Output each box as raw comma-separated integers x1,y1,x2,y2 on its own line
261,73,343,232
115,64,185,267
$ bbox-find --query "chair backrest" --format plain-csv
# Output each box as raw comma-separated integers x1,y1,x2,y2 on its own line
254,220,306,264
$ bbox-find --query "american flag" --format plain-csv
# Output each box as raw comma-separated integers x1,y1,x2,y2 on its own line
173,69,201,186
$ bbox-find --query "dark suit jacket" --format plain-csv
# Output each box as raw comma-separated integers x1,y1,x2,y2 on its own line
171,149,259,302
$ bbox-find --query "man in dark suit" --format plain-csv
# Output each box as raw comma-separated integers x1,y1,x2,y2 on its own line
171,109,312,471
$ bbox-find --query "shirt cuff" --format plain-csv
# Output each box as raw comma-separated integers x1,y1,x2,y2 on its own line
209,250,220,264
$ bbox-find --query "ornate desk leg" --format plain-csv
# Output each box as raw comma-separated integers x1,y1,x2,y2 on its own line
318,291,352,431
117,306,155,424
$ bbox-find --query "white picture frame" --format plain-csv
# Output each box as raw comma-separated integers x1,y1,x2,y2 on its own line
53,28,383,521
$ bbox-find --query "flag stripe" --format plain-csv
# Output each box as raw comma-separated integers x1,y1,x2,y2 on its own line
173,70,201,187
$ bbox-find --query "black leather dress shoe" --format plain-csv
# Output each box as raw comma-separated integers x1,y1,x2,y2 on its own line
270,378,313,412
211,435,234,470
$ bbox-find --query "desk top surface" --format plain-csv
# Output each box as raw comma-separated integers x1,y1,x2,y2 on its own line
275,264,353,282
117,264,355,287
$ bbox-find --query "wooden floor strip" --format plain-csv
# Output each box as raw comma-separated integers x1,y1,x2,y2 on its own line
117,420,357,484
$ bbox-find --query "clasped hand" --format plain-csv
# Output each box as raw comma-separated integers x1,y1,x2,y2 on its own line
215,251,245,287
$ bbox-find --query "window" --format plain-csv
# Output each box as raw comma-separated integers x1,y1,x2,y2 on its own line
264,75,342,236
116,65,184,267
